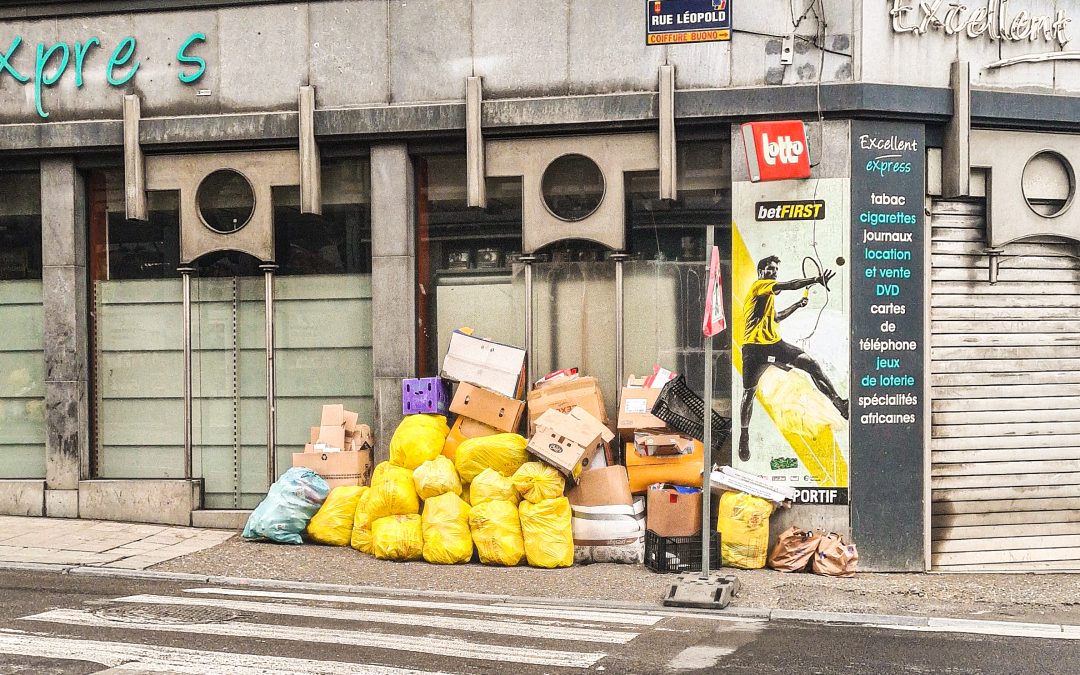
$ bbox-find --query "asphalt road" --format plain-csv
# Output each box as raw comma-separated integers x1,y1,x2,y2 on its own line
0,569,1076,674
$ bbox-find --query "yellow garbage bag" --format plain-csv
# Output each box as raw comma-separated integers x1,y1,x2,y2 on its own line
366,461,420,520
455,433,529,483
512,462,565,504
390,414,450,470
519,497,574,568
717,491,775,569
306,485,366,546
469,468,520,506
412,455,463,501
421,492,473,564
460,483,471,505
469,500,525,566
371,513,424,561
349,489,375,554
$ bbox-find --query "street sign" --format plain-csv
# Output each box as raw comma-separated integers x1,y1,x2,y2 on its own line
646,0,732,45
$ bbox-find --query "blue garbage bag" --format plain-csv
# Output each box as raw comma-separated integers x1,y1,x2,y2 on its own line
242,467,331,544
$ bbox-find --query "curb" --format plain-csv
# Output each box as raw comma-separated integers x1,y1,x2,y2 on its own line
2,561,1077,636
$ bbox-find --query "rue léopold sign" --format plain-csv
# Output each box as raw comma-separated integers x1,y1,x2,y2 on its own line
646,0,732,45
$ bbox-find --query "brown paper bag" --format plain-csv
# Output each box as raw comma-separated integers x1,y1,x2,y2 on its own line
767,526,822,572
812,532,859,577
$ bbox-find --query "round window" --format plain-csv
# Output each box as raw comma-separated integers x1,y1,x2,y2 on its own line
541,154,605,221
196,169,255,234
1022,151,1075,218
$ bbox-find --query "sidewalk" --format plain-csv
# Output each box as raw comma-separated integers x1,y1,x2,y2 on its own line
3,515,1080,628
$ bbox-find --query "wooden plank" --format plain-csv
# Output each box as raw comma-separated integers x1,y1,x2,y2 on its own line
930,227,982,242
932,268,1080,283
933,421,1080,438
933,484,1080,502
932,372,1080,387
932,306,1080,321
932,460,1080,477
933,408,1080,425
933,509,1080,528
933,384,1080,400
932,545,1080,566
929,200,983,215
930,281,1080,295
932,496,1080,515
931,294,1080,309
932,533,1080,554
931,240,1079,257
932,346,1080,361
931,253,1080,270
932,472,1080,490
932,395,1080,412
932,334,1080,348
931,357,1080,373
932,447,1080,464
931,319,1080,334
933,560,1080,571
933,521,1080,542
933,432,1080,451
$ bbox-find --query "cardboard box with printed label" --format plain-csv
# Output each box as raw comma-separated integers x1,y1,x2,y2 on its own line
441,330,527,399
450,382,524,433
646,485,702,538
567,465,633,507
617,384,667,431
292,448,374,489
527,376,607,433
527,406,615,483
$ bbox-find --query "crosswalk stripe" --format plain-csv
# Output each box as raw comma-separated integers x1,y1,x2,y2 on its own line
183,587,662,626
0,630,444,675
114,594,638,644
21,609,608,668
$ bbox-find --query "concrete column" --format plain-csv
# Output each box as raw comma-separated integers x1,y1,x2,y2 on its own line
40,158,89,517
370,144,416,464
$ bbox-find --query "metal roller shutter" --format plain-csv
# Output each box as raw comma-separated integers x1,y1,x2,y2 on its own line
930,198,1080,571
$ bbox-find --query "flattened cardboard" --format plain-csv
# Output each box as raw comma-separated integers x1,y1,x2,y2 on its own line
646,485,702,538
309,426,320,444
292,449,373,489
527,376,607,432
353,424,374,451
317,425,346,451
343,410,359,433
450,383,524,433
320,404,345,427
441,331,527,398
567,465,633,507
617,386,667,431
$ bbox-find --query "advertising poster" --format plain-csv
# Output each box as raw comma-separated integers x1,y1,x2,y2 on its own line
731,179,850,505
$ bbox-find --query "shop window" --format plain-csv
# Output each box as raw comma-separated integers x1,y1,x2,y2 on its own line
416,154,524,377
0,171,45,479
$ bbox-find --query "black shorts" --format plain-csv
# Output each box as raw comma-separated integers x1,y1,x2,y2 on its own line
742,340,806,389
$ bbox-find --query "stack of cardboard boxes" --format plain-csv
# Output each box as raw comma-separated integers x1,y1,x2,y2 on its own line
292,404,375,488
617,374,706,541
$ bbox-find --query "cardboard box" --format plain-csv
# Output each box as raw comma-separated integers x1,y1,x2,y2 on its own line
450,383,524,433
646,485,702,538
441,330,527,399
353,424,374,451
633,431,695,457
309,426,320,444
320,404,345,427
317,425,346,451
528,406,615,482
343,410,359,433
625,440,704,493
527,376,607,433
292,449,373,489
567,465,633,507
617,385,667,431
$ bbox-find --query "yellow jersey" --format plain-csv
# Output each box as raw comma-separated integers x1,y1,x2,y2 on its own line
743,279,780,345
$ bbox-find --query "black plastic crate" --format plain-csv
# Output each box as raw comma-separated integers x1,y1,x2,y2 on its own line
650,375,732,451
644,529,721,573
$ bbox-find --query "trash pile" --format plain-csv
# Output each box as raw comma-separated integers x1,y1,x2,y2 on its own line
242,328,859,577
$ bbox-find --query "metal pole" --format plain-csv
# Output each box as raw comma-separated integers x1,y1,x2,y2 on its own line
179,266,195,480
521,255,536,391
612,253,628,401
701,225,714,579
260,263,278,487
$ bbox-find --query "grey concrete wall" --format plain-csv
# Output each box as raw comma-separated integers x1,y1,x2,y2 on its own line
79,479,201,526
0,0,860,123
39,158,89,518
369,143,415,464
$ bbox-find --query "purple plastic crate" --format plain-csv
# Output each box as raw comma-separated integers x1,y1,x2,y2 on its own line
402,377,450,415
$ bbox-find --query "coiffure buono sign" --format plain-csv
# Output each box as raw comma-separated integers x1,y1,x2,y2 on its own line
1,33,207,118
889,1,1075,68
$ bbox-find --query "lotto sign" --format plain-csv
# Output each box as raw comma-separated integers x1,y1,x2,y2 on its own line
740,120,812,182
